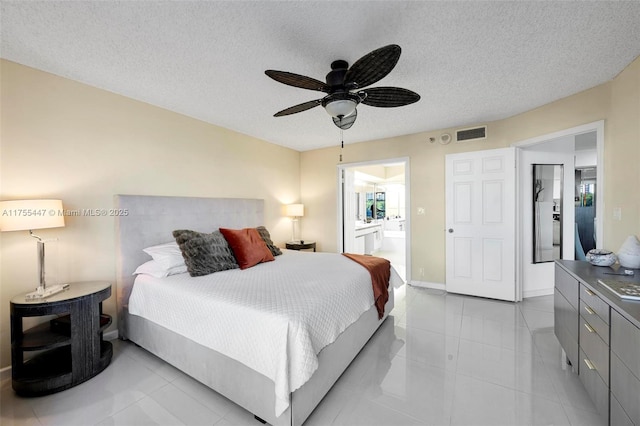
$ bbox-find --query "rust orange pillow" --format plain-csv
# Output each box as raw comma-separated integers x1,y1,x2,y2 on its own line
219,228,275,269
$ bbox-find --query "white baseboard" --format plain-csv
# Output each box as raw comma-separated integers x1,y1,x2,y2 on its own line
523,287,554,298
0,365,10,382
408,280,446,291
104,329,119,341
410,282,553,299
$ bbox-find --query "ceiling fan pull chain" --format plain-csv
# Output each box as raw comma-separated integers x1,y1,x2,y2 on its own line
339,129,344,162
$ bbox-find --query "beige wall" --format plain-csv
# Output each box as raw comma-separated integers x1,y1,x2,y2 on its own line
1,55,638,370
301,56,640,286
608,57,640,245
0,60,301,369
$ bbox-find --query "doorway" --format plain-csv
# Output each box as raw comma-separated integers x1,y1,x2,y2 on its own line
337,158,410,282
514,120,604,299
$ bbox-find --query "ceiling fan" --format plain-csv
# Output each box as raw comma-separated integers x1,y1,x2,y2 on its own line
265,44,420,130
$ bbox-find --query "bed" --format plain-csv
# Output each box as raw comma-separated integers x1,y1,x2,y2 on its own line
115,195,400,426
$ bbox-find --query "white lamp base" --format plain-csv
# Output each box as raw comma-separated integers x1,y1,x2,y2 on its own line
25,284,69,300
291,217,300,242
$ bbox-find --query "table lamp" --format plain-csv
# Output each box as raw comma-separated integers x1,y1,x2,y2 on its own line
0,199,65,297
285,203,304,242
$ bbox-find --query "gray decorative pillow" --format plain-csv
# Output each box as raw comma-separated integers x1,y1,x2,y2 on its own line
173,230,239,277
256,226,282,256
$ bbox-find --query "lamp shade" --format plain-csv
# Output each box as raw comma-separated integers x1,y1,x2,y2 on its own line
0,199,65,232
285,204,304,217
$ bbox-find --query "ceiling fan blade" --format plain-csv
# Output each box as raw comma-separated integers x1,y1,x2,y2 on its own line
360,87,420,108
274,99,323,117
332,109,357,130
344,44,401,89
265,70,330,92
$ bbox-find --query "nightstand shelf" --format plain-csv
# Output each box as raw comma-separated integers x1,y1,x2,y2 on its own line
10,281,113,396
49,313,112,336
13,346,73,392
18,322,71,351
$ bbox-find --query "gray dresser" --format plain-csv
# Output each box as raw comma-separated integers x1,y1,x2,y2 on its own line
555,260,640,426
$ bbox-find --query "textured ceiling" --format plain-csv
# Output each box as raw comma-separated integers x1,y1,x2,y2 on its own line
2,1,640,152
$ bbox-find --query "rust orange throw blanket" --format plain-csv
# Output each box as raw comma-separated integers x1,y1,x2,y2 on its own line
342,253,390,319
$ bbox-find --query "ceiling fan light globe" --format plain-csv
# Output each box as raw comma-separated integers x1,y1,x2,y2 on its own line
324,99,357,118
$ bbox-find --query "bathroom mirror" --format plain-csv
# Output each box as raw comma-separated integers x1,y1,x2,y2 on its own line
533,164,563,263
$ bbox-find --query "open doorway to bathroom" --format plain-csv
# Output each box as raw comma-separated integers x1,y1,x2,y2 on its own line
337,158,409,282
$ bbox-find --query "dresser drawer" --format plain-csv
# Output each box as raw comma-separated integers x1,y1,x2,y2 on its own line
555,265,579,310
611,393,635,426
611,351,640,424
555,290,579,343
580,284,609,325
578,348,609,422
579,315,609,385
611,309,640,379
554,290,578,366
580,300,609,345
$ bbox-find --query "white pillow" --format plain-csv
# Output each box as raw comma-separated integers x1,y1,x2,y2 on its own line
133,260,187,278
142,241,185,269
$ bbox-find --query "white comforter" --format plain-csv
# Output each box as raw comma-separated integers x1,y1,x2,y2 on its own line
128,250,403,416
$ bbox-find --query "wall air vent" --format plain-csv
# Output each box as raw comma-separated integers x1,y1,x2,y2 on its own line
456,126,487,142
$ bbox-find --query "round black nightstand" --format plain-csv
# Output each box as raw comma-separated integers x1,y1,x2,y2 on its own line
10,281,113,396
286,241,316,252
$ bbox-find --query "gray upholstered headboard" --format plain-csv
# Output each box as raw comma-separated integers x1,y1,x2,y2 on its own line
114,195,264,338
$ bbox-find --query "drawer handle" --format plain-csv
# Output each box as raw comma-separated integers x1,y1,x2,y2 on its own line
584,323,595,333
584,358,596,370
584,305,596,315
585,288,596,296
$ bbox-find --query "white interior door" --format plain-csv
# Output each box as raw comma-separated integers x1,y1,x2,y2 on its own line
445,148,516,301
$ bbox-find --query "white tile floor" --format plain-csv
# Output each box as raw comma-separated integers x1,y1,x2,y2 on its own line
1,286,604,426
375,247,405,282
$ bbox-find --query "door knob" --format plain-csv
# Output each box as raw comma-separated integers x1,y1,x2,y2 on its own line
448,228,454,233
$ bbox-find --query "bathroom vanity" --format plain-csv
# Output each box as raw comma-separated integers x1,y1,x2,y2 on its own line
354,222,382,255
